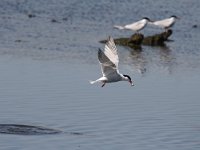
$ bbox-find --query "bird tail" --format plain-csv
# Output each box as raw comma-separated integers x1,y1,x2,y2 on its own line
89,80,97,84
114,25,125,30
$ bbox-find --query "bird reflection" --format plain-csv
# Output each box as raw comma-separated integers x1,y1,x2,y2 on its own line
156,45,176,74
128,47,147,75
127,44,176,75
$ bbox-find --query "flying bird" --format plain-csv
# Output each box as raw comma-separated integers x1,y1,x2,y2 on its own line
114,17,152,33
150,15,180,31
90,36,133,87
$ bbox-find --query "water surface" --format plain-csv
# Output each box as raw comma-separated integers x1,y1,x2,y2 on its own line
0,0,200,150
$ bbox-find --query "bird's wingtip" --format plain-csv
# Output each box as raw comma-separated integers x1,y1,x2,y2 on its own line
98,48,103,55
107,36,114,43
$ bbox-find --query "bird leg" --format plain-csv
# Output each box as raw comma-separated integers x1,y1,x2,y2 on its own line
101,82,106,87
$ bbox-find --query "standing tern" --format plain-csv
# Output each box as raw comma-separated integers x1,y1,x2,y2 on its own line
90,36,133,87
151,15,180,31
114,17,152,33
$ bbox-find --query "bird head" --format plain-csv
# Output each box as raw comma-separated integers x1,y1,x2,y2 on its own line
123,75,134,86
171,15,180,20
142,17,153,22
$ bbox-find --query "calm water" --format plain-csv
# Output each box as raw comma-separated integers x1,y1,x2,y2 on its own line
0,0,200,150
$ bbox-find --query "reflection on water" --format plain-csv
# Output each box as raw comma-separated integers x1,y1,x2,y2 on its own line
128,47,147,74
124,43,177,75
156,45,175,74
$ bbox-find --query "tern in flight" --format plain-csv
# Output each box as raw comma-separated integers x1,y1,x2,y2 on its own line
90,36,133,87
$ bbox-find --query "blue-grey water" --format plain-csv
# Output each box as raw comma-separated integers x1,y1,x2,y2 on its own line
0,0,200,150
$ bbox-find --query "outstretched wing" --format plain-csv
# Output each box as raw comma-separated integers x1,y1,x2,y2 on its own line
98,49,118,77
104,36,119,68
98,36,120,77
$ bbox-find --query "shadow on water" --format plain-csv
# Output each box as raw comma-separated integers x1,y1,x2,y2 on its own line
0,124,85,136
0,124,62,135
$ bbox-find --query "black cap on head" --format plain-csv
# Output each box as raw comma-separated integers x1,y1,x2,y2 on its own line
123,74,132,81
123,74,134,86
171,15,178,18
142,17,150,21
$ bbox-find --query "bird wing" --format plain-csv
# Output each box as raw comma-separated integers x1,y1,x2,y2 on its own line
104,36,119,68
125,20,145,31
153,18,174,28
98,36,119,77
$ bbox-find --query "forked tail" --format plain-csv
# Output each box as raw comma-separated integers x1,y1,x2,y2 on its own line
114,25,125,30
89,80,97,84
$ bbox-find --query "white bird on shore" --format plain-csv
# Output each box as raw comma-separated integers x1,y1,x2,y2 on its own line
90,36,133,87
150,15,180,31
114,17,152,33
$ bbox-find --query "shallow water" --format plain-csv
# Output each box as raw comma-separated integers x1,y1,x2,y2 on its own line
0,0,200,150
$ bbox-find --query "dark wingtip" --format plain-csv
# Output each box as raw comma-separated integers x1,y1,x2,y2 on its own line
98,48,102,55
98,48,103,58
107,36,111,42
